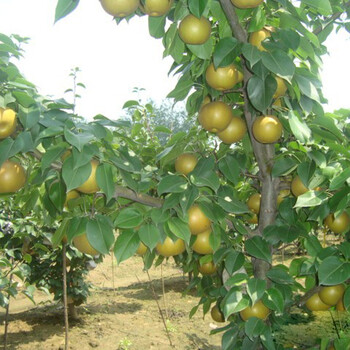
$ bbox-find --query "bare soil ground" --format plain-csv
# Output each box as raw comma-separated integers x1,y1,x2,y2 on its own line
1,245,349,350
0,256,222,350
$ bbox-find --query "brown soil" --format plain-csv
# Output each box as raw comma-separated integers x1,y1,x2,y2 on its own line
0,256,222,350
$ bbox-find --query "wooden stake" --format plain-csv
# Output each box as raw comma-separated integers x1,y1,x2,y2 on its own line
62,244,69,350
146,270,174,348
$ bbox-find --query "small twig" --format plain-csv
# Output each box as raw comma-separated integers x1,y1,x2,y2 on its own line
313,1,350,35
2,260,21,278
329,310,341,339
161,263,169,320
222,88,244,94
243,172,261,180
297,286,322,307
146,270,175,348
111,253,116,294
62,244,69,350
4,267,14,350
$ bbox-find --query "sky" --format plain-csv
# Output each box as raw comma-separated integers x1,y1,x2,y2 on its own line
0,0,349,120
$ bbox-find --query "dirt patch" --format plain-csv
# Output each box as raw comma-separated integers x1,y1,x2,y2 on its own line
0,256,222,350
1,253,349,349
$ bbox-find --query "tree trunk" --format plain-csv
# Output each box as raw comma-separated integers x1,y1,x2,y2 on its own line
68,303,79,320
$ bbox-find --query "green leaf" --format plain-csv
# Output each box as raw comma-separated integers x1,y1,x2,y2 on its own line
294,190,327,208
272,157,298,177
122,100,140,109
222,288,250,319
218,155,240,185
87,215,115,254
288,110,312,143
218,196,249,214
119,169,138,191
41,146,65,171
248,6,266,32
213,37,239,68
24,108,40,129
318,256,350,285
263,288,284,313
64,127,94,152
264,224,304,244
55,0,80,23
12,91,35,107
191,170,220,192
157,175,188,196
261,50,295,82
247,75,276,112
148,15,166,39
180,185,199,214
297,161,316,187
266,267,294,285
343,286,350,311
304,234,323,257
260,327,276,350
242,43,261,66
225,251,245,275
245,236,271,264
150,208,171,224
13,131,34,153
188,0,208,17
301,0,332,15
187,37,214,60
245,318,267,341
114,230,139,264
294,74,320,102
51,218,70,247
62,157,91,191
247,279,266,305
138,224,161,251
312,115,343,142
96,163,115,202
0,138,22,166
115,208,143,229
48,180,65,211
168,217,191,245
167,73,193,101
222,329,238,350
278,29,300,51
67,217,87,242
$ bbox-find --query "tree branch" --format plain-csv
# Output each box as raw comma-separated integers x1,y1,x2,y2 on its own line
313,1,350,35
114,186,163,208
297,286,321,307
29,150,163,208
219,0,247,42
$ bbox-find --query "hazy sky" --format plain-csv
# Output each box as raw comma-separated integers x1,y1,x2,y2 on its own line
0,0,349,120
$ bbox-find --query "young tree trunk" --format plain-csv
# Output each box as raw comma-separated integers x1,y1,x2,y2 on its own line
219,0,279,283
68,303,79,320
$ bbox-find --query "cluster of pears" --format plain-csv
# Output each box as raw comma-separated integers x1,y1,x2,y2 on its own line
248,25,288,107
0,107,27,195
291,175,350,234
198,64,247,145
248,25,288,140
306,284,346,312
137,152,216,274
99,0,173,18
61,153,102,256
246,189,290,224
210,298,271,324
